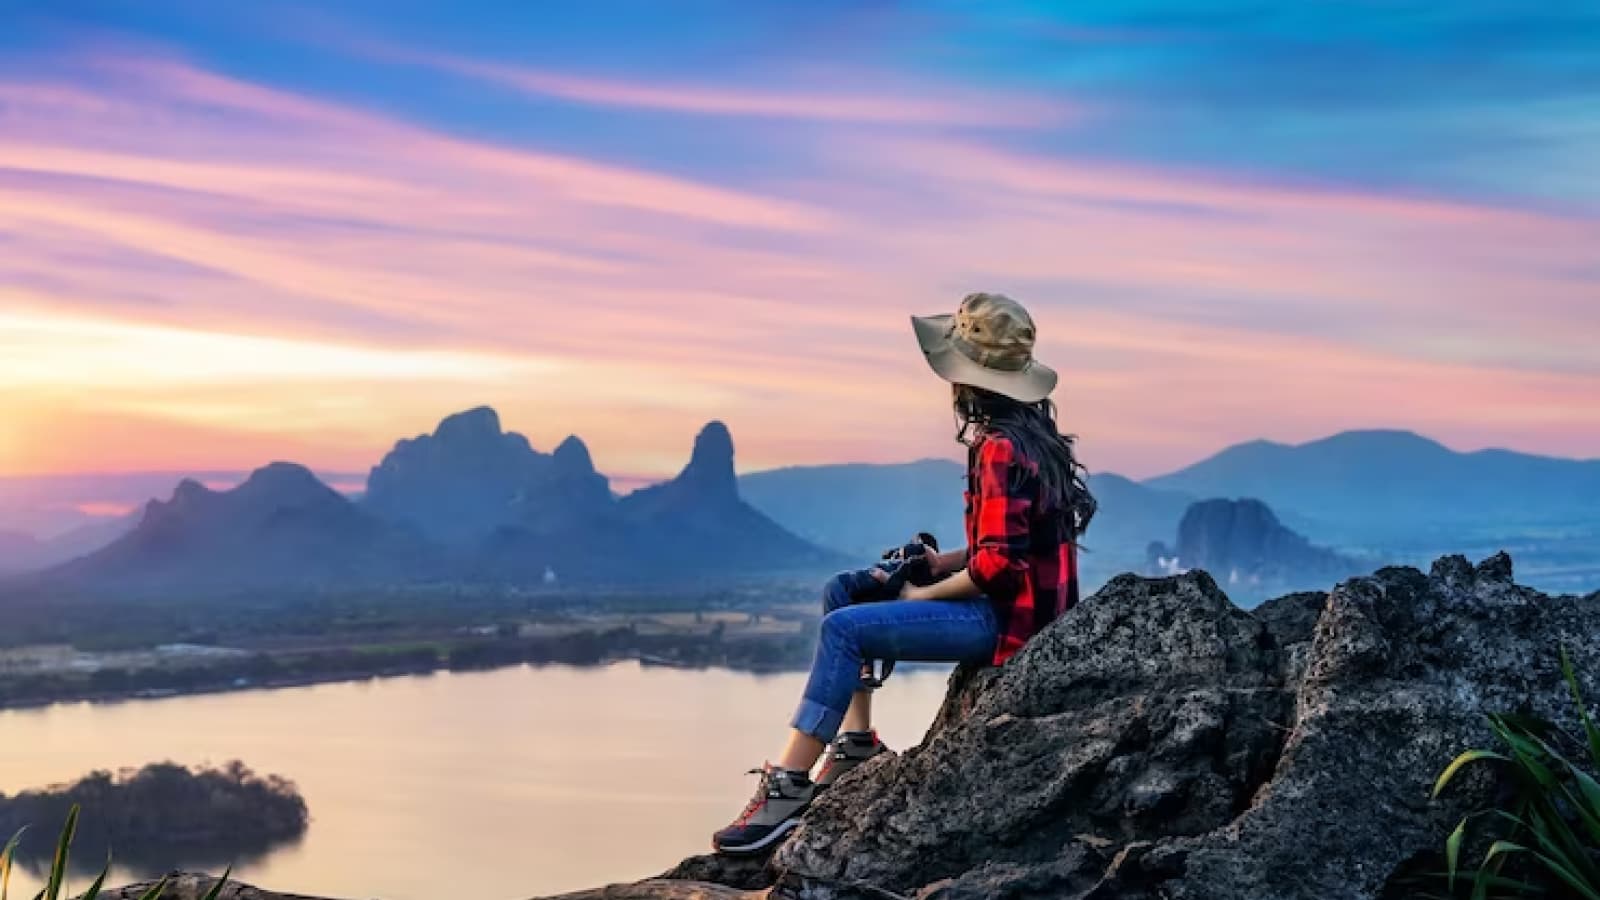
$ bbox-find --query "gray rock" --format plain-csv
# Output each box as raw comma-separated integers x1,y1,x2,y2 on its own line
770,569,1290,897
103,553,1600,900
637,553,1599,900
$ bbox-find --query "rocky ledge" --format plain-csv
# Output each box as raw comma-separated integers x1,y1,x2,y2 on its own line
109,554,1599,900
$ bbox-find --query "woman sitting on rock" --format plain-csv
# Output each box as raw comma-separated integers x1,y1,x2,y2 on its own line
713,292,1097,854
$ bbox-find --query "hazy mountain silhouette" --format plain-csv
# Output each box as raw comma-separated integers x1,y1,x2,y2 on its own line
479,421,843,582
1147,498,1364,601
364,406,611,544
737,460,1193,586
49,463,435,591
0,470,362,542
618,422,841,575
17,412,837,593
739,459,967,557
0,529,39,573
11,421,1595,597
1145,430,1600,540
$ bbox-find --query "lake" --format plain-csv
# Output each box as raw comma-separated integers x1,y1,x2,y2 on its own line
0,662,953,899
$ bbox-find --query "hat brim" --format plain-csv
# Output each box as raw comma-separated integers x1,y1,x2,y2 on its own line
911,314,1058,404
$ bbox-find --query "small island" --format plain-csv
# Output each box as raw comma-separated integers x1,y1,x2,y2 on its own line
0,761,307,873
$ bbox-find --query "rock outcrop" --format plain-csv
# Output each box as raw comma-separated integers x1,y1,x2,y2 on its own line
100,553,1600,900
1146,497,1362,600
551,552,1600,900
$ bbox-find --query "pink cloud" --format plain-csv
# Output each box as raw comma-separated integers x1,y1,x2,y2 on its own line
1,51,1596,481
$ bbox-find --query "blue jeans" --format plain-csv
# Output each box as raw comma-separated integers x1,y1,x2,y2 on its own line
791,572,998,741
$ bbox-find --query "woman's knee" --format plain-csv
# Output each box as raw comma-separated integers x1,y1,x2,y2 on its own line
819,607,860,652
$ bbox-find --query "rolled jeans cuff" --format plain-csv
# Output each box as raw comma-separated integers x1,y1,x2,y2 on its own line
790,697,845,742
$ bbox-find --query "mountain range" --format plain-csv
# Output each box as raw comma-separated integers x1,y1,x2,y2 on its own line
736,462,1191,585
50,463,433,591
1146,429,1600,538
1,416,1594,596
14,409,843,595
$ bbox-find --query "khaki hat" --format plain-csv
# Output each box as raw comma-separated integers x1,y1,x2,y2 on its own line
911,293,1058,403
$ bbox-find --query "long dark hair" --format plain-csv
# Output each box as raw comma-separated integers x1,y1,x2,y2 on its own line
953,384,1096,539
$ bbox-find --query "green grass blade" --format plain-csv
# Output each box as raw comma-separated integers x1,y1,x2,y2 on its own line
1,826,25,900
197,866,232,900
77,856,110,900
1446,817,1466,889
1474,839,1531,899
44,806,80,900
1561,646,1600,767
1532,800,1600,886
1435,749,1508,798
1529,848,1600,900
132,875,170,900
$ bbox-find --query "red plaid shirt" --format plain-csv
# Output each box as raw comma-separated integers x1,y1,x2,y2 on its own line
964,431,1081,665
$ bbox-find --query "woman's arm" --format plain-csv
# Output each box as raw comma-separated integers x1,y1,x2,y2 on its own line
965,436,1031,597
928,546,969,577
903,568,982,601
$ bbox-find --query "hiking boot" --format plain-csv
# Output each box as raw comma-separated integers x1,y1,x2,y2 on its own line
814,730,890,790
712,764,813,855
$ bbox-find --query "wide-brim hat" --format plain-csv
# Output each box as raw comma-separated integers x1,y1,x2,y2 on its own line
911,292,1058,403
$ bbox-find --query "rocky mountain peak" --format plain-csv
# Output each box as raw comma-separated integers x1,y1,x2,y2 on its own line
239,462,329,497
678,421,737,503
1147,496,1360,599
432,405,503,444
552,435,596,474
171,478,210,502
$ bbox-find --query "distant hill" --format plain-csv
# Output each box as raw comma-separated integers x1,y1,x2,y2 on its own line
13,412,840,595
617,422,843,576
0,530,39,574
0,520,140,575
1145,430,1600,540
29,512,143,570
0,470,364,534
45,463,437,592
738,459,1192,587
1147,498,1365,602
480,422,844,583
739,459,967,558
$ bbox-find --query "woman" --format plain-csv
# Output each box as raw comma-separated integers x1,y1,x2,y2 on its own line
713,292,1096,854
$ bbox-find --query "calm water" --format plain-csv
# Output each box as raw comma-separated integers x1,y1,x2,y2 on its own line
0,662,952,900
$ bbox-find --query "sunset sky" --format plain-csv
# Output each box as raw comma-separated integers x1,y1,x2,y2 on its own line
2,1,1598,489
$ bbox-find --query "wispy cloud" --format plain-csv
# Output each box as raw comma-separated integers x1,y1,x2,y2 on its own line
381,49,1080,129
0,32,1596,481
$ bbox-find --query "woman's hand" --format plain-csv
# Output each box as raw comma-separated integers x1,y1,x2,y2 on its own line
928,547,969,577
868,567,925,599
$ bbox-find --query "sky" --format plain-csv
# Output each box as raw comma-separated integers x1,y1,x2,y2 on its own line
2,0,1598,492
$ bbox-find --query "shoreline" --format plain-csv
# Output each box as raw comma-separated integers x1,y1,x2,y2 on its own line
0,650,813,714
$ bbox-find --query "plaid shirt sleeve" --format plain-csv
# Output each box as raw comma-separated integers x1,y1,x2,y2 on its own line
967,436,1032,598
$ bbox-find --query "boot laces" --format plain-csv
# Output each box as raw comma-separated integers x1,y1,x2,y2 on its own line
733,767,778,826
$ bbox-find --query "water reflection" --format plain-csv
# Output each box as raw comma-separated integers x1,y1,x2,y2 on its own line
0,662,952,900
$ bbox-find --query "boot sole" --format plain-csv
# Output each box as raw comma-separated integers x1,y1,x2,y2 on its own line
714,817,799,855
